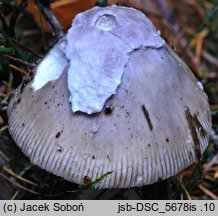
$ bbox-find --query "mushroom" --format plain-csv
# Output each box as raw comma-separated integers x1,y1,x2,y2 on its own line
7,6,211,188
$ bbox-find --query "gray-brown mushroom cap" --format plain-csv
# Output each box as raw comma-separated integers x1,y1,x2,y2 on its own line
7,6,211,188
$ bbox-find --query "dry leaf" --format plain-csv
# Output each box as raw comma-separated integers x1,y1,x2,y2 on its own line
19,0,96,31
18,0,158,32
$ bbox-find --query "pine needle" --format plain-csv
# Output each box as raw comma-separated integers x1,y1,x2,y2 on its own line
9,64,28,75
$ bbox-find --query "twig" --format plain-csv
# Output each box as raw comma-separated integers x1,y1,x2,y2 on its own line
51,0,77,8
12,38,42,58
203,167,218,172
0,170,65,198
0,151,10,162
204,175,218,183
9,64,28,75
203,153,218,172
198,184,218,200
194,34,204,66
202,50,218,68
2,54,35,68
11,191,19,200
0,172,39,195
179,182,192,200
9,0,28,38
2,166,38,187
174,176,192,200
36,0,64,40
0,125,8,132
7,73,13,93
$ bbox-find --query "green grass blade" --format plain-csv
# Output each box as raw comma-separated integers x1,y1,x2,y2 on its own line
0,45,13,54
0,28,26,59
81,171,113,190
19,164,33,177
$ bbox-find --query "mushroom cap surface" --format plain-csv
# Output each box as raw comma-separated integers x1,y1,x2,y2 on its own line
7,6,211,188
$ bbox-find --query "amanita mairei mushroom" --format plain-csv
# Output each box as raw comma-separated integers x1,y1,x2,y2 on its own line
7,6,211,188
